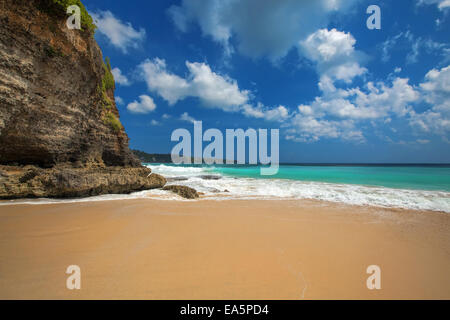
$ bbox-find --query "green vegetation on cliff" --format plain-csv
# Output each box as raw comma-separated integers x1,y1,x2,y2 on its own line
102,57,115,90
37,0,96,33
103,112,123,132
99,57,115,109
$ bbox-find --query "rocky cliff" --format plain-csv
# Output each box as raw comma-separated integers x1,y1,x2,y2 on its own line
0,0,166,199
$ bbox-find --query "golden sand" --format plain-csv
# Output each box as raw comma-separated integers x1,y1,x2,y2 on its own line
0,199,449,299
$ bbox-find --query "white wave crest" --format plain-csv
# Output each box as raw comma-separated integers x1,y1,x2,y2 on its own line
144,164,209,177
144,164,450,212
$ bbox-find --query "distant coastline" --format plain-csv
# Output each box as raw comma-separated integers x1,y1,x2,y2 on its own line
132,150,450,167
132,150,173,163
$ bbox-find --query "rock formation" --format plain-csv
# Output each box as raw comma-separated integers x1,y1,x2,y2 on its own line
0,0,167,199
0,164,166,199
163,185,200,199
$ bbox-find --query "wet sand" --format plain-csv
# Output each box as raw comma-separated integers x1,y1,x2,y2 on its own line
0,199,449,299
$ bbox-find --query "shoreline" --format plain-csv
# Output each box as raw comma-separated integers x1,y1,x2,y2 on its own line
0,198,449,299
1,191,449,214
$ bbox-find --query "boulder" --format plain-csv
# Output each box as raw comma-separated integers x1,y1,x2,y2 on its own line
163,185,199,199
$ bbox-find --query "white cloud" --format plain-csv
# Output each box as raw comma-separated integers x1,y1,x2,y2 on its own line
380,31,449,64
420,65,450,106
127,95,157,114
242,103,289,121
168,0,360,60
139,58,249,110
150,119,161,126
111,68,131,86
300,29,366,83
282,76,421,142
91,11,146,53
352,78,420,117
301,77,419,120
179,112,196,123
287,116,364,143
380,31,412,62
301,28,356,62
410,65,450,136
115,96,124,106
409,110,450,136
139,58,189,105
418,0,450,10
286,65,449,143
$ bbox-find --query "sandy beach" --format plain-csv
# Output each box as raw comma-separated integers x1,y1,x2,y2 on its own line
0,199,449,300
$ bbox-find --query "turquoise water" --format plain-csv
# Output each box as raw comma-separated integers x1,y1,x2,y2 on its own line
143,163,450,212
209,165,450,192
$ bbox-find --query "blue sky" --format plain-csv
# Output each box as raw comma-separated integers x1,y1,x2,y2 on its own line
85,0,449,163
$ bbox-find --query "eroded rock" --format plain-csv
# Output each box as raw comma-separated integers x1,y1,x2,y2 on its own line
0,165,166,199
163,185,199,199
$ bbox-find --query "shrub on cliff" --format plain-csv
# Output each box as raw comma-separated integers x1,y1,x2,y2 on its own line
37,0,96,34
102,57,115,90
99,57,115,109
103,112,123,132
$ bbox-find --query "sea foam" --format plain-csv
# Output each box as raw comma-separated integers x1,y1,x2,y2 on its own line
1,164,449,213
146,164,450,212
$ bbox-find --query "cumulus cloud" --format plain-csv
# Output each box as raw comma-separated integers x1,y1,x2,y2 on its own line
308,77,419,119
242,103,289,121
410,65,450,136
352,78,420,117
168,0,360,60
282,75,421,142
286,116,364,143
286,64,449,143
139,58,249,110
127,95,156,114
300,29,367,83
285,63,450,143
420,65,450,106
111,67,131,86
91,11,146,53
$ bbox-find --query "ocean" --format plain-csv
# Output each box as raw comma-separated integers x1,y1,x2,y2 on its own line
2,163,449,213
146,163,450,212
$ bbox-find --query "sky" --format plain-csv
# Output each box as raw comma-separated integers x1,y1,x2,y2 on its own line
85,0,450,163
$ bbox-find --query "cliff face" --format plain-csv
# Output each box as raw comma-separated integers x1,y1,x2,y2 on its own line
0,0,166,199
0,0,137,167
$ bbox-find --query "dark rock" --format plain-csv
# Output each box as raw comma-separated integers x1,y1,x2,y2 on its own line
0,165,166,199
199,175,221,180
18,169,39,183
163,185,199,199
166,177,189,182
